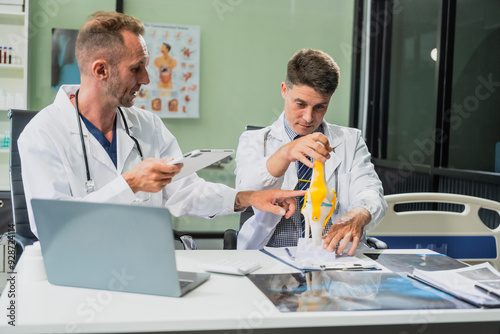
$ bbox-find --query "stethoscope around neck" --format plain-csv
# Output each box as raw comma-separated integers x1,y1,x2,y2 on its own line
74,89,144,193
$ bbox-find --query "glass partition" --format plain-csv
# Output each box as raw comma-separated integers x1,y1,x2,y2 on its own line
448,0,500,172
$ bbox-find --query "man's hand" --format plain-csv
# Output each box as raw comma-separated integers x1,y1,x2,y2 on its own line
266,133,332,177
234,189,305,217
322,207,371,256
123,158,183,193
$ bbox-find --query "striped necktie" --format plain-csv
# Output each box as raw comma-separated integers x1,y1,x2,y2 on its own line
295,135,312,237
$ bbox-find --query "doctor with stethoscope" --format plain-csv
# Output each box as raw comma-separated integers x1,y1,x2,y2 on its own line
18,11,302,238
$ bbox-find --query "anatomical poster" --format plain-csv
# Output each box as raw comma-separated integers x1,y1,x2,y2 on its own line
135,23,200,118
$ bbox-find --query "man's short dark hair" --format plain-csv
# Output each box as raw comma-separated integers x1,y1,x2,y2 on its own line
75,11,145,74
285,49,340,96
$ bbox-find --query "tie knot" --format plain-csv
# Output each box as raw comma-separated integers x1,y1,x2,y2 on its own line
294,134,302,141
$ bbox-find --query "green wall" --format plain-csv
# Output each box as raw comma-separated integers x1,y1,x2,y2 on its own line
22,0,354,238
28,0,116,108
29,0,354,144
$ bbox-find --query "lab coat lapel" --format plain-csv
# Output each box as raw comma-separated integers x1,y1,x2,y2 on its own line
267,113,287,144
89,136,117,171
59,85,117,172
59,85,132,174
268,114,298,190
68,119,117,174
60,85,81,137
324,124,343,183
116,110,136,174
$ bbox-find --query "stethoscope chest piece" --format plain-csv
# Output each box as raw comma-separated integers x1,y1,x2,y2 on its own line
85,179,95,193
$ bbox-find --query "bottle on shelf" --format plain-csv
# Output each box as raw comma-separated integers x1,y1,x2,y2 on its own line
0,131,10,150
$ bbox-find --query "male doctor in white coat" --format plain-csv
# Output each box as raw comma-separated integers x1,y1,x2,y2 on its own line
18,11,303,238
235,49,387,255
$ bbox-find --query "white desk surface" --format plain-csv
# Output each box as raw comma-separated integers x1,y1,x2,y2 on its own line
0,249,499,333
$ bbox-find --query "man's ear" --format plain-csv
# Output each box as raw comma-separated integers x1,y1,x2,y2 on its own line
91,59,109,81
281,82,287,99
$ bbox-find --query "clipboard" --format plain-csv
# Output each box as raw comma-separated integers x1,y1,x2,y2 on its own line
168,149,234,181
260,247,380,272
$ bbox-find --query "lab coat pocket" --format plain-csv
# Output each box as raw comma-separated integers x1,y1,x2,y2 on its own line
337,173,351,215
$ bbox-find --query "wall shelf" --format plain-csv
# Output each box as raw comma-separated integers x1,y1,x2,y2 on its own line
0,1,27,191
0,11,25,24
0,64,23,70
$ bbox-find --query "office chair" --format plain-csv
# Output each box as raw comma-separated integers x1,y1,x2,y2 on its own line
8,109,39,262
366,193,500,269
223,125,387,250
0,191,13,237
223,207,251,250
7,109,196,257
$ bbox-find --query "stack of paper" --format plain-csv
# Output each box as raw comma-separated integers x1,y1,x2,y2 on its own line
410,262,500,308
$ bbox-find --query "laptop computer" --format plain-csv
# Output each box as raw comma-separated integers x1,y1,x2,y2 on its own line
31,198,210,297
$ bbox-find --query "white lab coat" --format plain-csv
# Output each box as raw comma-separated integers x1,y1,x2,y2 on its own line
235,112,387,249
19,85,237,237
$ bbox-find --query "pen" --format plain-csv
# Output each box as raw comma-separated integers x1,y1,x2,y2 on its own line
319,264,381,271
285,247,295,260
475,284,500,299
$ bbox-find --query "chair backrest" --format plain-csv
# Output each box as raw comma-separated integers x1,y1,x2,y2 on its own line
8,109,39,246
367,192,500,269
244,125,264,131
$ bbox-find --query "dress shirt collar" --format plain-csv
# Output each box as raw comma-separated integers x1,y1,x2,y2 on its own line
283,117,324,141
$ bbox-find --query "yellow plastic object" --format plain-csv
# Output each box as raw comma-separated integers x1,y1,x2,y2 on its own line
310,160,327,222
301,160,336,234
323,190,336,229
